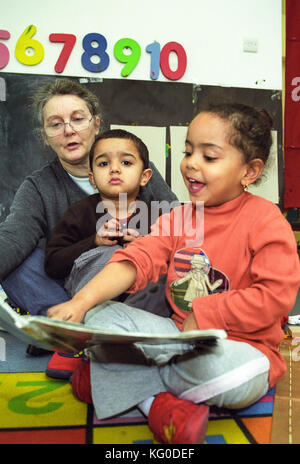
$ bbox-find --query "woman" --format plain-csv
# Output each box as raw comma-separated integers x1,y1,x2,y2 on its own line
0,78,177,316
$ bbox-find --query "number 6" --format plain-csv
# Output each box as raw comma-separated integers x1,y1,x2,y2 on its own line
15,25,44,66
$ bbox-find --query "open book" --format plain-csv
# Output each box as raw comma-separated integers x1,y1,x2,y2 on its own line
0,294,227,354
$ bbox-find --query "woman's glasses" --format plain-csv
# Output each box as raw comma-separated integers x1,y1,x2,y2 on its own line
45,116,93,137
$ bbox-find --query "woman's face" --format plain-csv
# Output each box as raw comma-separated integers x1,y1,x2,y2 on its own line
42,94,100,172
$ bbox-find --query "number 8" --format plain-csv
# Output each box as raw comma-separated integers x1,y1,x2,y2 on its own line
81,33,109,73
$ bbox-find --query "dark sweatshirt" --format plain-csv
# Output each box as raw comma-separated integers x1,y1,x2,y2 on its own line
44,193,155,279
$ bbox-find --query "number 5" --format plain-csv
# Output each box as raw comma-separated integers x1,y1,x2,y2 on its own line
0,30,10,70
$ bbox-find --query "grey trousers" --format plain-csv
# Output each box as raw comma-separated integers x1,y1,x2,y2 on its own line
84,301,270,420
65,246,173,317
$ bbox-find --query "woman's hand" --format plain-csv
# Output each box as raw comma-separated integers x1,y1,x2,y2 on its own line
182,313,198,331
47,300,87,323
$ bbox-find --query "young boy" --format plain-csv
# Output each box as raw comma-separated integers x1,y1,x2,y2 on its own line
45,128,153,296
44,129,159,379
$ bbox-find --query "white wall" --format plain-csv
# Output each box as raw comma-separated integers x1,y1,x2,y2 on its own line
0,0,282,89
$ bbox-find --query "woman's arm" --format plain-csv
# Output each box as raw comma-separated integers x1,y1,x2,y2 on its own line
0,179,47,281
47,261,137,322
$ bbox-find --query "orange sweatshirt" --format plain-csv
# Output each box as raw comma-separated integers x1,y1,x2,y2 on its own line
109,192,300,388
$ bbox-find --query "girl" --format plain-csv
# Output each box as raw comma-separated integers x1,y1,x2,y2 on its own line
47,103,300,444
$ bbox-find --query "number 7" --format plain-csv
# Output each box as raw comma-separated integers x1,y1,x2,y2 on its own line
49,33,76,74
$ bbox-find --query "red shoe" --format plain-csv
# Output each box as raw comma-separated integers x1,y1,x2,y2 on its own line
71,359,92,404
46,351,86,380
148,392,209,444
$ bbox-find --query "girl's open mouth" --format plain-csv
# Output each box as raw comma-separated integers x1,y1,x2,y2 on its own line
188,178,205,193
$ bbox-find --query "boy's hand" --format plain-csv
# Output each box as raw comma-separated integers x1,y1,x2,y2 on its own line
47,301,87,323
122,228,141,247
95,218,124,246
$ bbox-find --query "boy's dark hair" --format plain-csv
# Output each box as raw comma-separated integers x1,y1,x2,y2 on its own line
198,102,273,165
89,129,149,170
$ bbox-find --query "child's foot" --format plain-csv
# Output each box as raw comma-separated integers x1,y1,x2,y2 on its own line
46,351,86,380
71,359,92,404
148,392,209,444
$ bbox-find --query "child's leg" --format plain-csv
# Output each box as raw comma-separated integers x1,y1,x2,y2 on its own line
83,302,192,419
83,302,269,418
160,338,270,410
65,245,121,297
84,301,194,365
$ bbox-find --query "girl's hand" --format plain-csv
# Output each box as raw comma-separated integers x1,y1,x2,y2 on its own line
47,300,87,323
182,313,198,331
95,218,123,246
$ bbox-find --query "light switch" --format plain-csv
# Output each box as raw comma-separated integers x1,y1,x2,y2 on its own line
243,38,258,53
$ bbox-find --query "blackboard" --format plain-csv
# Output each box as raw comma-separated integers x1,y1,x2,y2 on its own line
0,72,283,222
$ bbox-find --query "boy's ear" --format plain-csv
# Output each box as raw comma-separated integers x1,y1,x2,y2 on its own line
241,158,264,188
88,171,98,190
140,168,152,187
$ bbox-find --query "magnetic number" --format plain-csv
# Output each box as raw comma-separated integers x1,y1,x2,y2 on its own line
81,33,109,73
146,41,187,80
146,41,160,80
1,25,187,81
15,25,44,66
160,42,187,81
114,38,141,77
49,33,76,73
0,30,10,70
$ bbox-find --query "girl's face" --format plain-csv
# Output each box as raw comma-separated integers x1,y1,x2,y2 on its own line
180,112,249,207
42,94,100,172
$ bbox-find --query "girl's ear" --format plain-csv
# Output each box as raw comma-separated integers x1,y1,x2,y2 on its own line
88,171,98,189
140,168,152,187
241,158,265,189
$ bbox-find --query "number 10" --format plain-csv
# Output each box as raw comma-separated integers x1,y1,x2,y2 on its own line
147,41,187,81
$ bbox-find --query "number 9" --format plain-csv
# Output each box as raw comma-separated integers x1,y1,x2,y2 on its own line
114,38,141,77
